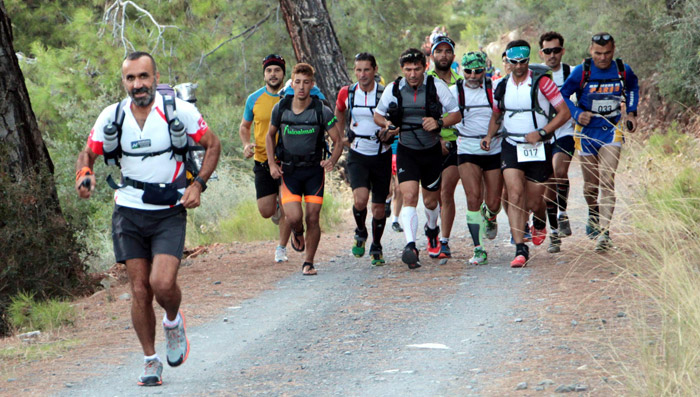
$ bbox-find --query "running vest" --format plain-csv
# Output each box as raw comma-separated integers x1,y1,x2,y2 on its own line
273,95,328,166
494,64,555,130
455,78,494,137
580,58,627,118
346,82,384,140
386,75,443,149
102,95,187,168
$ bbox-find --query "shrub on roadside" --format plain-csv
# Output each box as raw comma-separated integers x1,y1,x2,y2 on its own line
8,292,76,332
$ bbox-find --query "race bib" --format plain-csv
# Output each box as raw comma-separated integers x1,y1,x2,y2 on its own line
516,142,546,162
130,139,151,149
591,98,621,117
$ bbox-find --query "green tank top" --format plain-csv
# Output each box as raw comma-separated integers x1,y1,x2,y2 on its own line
427,69,462,141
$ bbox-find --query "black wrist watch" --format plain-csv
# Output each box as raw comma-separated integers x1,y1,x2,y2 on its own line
437,119,444,129
194,176,207,192
538,128,549,140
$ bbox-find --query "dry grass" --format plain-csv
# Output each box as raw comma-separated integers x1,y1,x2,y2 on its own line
611,126,700,396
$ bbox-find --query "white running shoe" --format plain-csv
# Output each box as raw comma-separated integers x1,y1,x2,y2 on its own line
275,245,288,262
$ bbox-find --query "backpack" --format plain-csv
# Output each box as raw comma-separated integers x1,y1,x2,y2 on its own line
562,63,571,82
273,95,329,165
386,75,442,131
493,64,555,130
347,82,384,129
580,58,627,99
102,90,186,168
456,78,493,114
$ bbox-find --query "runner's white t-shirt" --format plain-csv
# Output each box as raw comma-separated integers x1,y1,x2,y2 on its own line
87,92,209,210
336,83,388,156
551,66,575,139
450,80,501,155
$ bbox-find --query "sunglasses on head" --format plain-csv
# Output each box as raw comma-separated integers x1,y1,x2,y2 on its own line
542,47,563,55
592,34,613,45
400,52,423,63
464,68,485,75
263,54,284,62
507,58,529,65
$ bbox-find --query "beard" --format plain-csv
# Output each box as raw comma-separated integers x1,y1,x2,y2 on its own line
266,78,282,90
465,78,481,89
435,59,451,72
130,85,156,107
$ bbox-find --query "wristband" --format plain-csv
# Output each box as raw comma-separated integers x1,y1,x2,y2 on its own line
76,167,92,182
194,176,207,192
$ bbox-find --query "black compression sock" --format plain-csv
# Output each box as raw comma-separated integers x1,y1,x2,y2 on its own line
589,205,599,222
371,217,386,245
532,215,546,231
556,182,570,212
546,202,558,231
353,206,368,231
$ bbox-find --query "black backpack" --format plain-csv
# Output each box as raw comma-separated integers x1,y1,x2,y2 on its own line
346,82,384,141
456,78,494,122
386,75,442,132
580,58,627,100
493,64,555,129
273,95,328,165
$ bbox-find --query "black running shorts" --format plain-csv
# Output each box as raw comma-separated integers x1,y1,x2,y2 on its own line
112,205,187,264
253,160,280,199
280,165,325,205
500,140,553,183
347,149,392,204
396,142,442,191
552,135,575,157
458,153,501,171
441,141,458,171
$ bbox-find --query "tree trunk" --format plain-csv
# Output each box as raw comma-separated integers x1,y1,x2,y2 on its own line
0,0,89,336
279,0,351,107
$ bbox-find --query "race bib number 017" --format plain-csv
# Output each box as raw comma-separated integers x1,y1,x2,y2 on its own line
516,142,546,162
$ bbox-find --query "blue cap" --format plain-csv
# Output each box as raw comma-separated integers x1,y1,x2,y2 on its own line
431,35,455,54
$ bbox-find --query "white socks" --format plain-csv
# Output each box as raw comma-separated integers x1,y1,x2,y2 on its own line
163,312,181,328
400,206,418,243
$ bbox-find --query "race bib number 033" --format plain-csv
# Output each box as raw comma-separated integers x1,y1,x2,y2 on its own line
516,142,546,162
591,98,621,117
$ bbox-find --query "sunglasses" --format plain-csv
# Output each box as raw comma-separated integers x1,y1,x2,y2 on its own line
541,47,563,55
400,52,424,63
592,34,613,45
507,58,529,65
464,68,485,75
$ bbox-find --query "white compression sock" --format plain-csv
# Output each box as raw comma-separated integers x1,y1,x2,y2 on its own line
400,206,417,243
425,203,440,229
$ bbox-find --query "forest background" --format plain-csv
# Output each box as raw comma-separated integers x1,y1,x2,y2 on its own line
6,0,698,272
2,1,700,393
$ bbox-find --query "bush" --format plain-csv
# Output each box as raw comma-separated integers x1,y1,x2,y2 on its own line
8,292,76,332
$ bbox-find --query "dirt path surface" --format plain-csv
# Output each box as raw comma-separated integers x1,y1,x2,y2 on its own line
1,160,638,396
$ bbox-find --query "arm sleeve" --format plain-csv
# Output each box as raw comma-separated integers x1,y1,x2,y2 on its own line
176,100,210,143
374,82,396,117
624,64,639,113
323,106,338,131
560,65,584,121
335,85,349,112
435,79,459,113
537,76,564,108
243,93,256,122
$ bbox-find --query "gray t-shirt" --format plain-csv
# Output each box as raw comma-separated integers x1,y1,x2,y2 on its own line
270,98,337,158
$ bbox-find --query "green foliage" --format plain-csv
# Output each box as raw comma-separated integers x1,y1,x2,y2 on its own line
8,292,76,332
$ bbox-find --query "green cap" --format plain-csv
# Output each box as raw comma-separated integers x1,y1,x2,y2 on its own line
461,51,487,69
